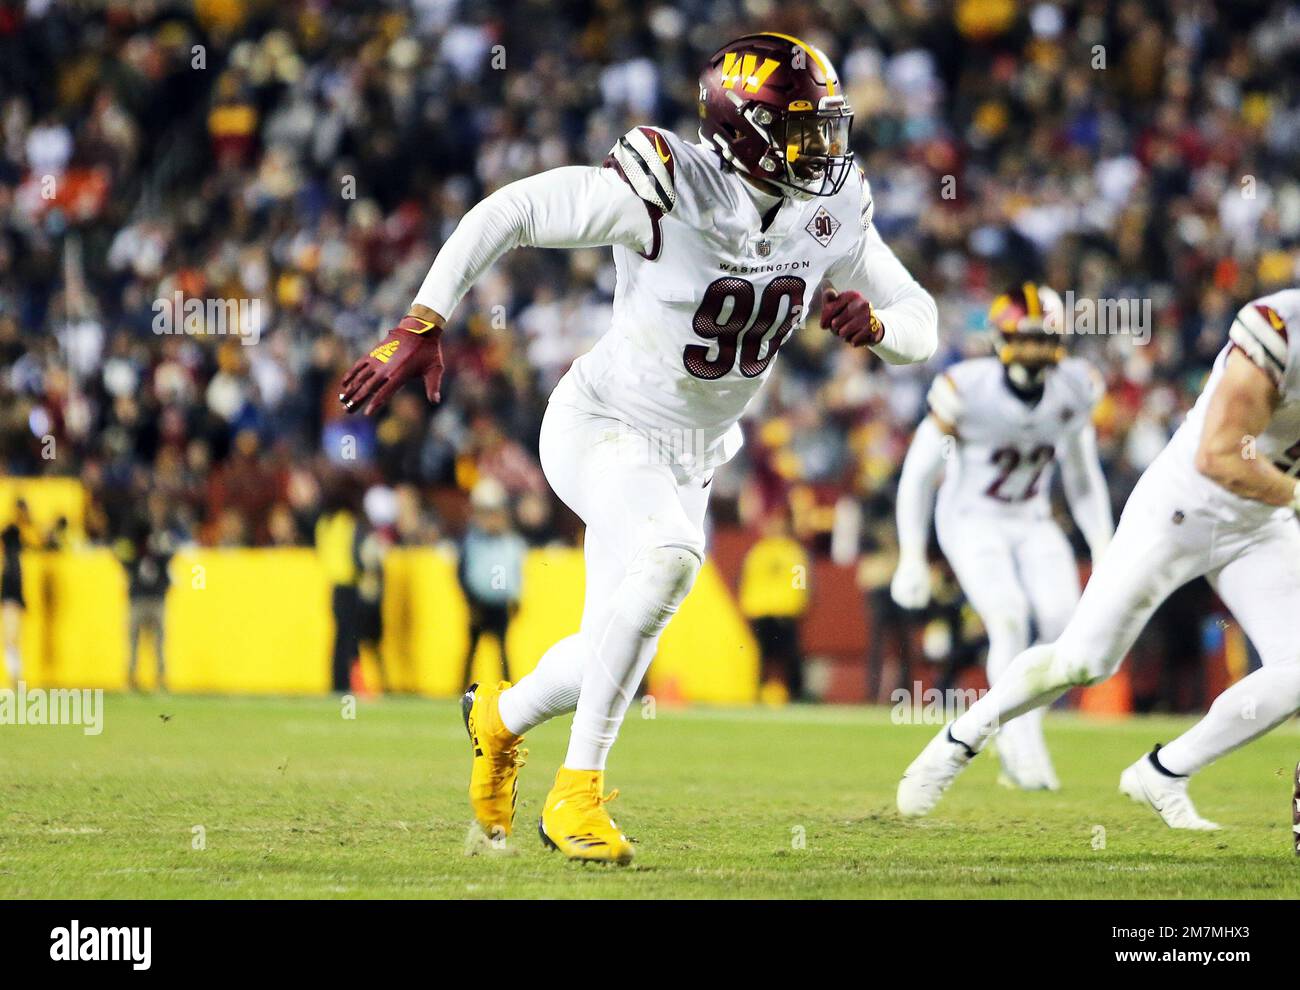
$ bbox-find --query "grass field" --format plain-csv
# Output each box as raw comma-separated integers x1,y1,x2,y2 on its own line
2,694,1298,899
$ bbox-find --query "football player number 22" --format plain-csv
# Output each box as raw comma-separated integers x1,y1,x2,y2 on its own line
985,444,1055,502
684,275,807,380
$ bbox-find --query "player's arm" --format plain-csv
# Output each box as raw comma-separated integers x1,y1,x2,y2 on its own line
822,215,938,364
890,373,957,609
340,165,654,415
1059,423,1114,560
1194,346,1299,508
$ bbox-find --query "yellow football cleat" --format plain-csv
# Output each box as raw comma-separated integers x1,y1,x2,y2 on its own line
538,767,635,865
461,681,527,841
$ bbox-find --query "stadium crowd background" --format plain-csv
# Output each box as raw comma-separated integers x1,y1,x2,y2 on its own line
1,0,1298,703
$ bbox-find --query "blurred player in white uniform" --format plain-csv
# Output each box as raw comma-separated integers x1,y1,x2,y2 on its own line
338,33,938,863
899,289,1300,830
890,283,1113,790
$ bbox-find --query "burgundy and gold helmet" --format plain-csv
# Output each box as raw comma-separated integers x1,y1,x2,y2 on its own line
989,282,1067,387
698,32,853,199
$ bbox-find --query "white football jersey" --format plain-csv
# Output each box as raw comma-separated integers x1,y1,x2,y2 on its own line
416,124,934,473
553,125,898,472
1163,288,1300,516
927,356,1103,521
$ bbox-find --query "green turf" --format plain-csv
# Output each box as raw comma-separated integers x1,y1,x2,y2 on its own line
1,693,1297,898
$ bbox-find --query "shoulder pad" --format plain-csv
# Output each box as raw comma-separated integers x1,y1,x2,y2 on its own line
927,367,964,424
1229,300,1290,387
605,126,678,215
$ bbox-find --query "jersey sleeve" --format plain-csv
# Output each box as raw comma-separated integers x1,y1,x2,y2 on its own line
412,165,652,318
855,167,875,232
824,169,937,365
1058,358,1106,423
1229,299,1292,388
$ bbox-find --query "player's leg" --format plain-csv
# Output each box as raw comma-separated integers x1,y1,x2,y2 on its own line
560,463,703,771
940,519,1030,684
899,469,1213,816
953,481,1208,746
151,599,167,691
493,605,511,682
1003,520,1085,790
461,605,484,691
938,517,1036,787
126,600,142,690
1126,518,1300,829
2,601,20,683
495,527,622,734
462,405,630,844
539,433,705,863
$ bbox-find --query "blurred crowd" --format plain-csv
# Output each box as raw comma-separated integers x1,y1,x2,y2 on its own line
1,0,1298,697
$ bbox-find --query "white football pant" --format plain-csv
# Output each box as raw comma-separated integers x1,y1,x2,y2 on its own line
938,513,1080,783
949,455,1300,777
497,399,710,771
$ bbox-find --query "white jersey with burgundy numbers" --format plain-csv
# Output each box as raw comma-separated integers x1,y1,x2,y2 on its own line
1162,288,1300,522
563,126,931,470
927,355,1103,523
414,125,937,474
893,352,1109,792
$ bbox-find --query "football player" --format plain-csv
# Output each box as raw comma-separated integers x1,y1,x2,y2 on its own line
898,289,1300,830
339,33,938,863
890,283,1113,791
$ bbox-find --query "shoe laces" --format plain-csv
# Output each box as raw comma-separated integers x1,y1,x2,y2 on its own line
571,779,619,821
488,740,527,785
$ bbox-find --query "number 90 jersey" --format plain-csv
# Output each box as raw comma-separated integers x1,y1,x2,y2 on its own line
554,125,880,473
926,356,1103,521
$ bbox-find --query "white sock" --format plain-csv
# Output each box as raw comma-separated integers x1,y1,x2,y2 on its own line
1158,661,1300,776
563,611,660,771
497,633,587,735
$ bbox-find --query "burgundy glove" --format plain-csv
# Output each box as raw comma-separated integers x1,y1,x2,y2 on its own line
339,314,445,416
820,289,884,347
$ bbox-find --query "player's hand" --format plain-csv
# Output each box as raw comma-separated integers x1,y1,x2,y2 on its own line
339,311,445,416
820,289,884,347
890,554,931,610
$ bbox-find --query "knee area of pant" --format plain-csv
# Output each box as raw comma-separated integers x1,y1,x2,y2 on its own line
614,544,702,637
629,543,703,607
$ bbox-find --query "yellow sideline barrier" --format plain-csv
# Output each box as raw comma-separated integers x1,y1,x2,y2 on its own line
12,548,759,703
0,477,86,535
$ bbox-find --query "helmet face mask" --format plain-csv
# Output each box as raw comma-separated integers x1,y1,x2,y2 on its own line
699,33,855,199
771,103,853,196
